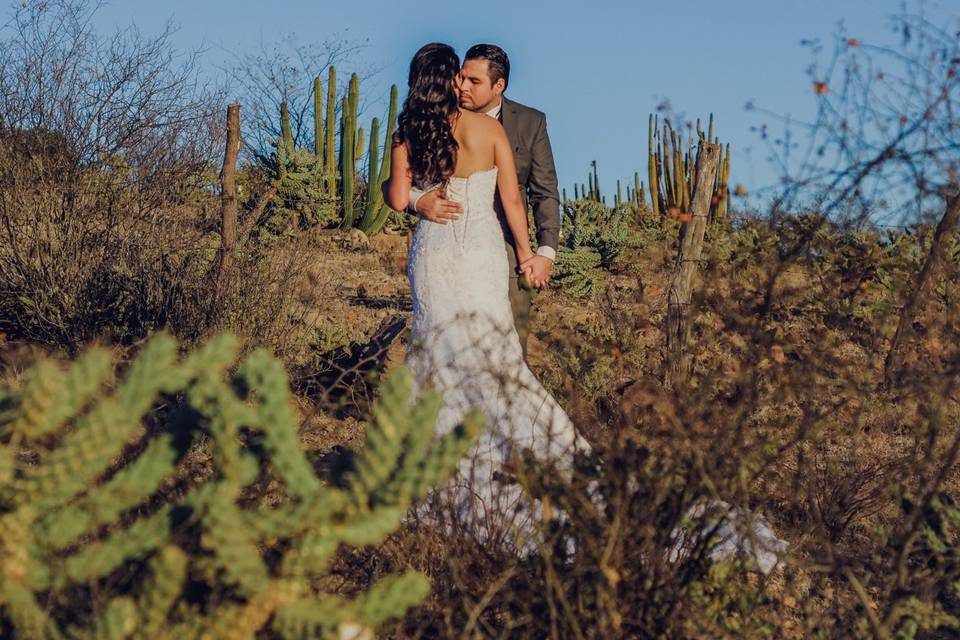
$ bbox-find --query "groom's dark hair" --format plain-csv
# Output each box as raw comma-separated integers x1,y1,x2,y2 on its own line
465,44,510,91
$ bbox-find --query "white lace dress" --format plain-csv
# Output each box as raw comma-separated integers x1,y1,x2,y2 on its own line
406,166,588,545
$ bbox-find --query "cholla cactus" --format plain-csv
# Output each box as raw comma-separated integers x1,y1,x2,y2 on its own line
0,333,481,639
553,246,603,298
562,198,629,266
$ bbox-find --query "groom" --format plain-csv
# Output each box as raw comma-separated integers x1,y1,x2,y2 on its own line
408,43,561,360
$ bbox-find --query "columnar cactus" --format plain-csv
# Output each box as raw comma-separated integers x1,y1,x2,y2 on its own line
358,84,400,235
314,76,323,159
324,66,338,195
648,114,660,217
591,160,600,201
0,333,481,639
278,101,293,182
338,74,360,229
645,113,730,223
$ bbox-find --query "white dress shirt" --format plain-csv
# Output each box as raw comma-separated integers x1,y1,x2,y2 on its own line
407,97,555,262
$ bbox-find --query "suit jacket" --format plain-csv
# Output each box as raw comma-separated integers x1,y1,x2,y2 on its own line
496,96,561,252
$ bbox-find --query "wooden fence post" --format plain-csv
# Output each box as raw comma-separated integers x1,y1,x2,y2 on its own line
883,189,960,387
665,140,721,385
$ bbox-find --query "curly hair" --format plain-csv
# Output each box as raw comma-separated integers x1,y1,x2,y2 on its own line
394,43,460,188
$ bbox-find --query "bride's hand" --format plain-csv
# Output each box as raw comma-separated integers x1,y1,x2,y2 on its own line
517,253,535,275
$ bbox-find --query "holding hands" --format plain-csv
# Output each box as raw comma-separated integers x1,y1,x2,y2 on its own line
519,254,552,289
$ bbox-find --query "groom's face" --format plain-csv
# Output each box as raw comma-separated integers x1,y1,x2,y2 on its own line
458,59,505,113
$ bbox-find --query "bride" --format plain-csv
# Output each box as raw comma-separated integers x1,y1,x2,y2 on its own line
383,42,589,548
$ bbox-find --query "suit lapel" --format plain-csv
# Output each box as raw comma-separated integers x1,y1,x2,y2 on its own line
499,96,520,147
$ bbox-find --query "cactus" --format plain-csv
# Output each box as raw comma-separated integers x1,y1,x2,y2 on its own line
591,160,600,201
358,84,400,235
648,114,660,217
278,101,293,182
646,113,729,223
324,66,337,195
553,246,603,298
339,74,361,229
338,81,357,228
354,126,366,162
313,77,323,159
713,142,731,222
0,333,481,638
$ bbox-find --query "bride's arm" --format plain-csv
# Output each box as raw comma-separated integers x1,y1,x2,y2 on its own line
493,124,535,265
384,140,413,211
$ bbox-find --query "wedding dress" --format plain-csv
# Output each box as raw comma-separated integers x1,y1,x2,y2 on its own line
405,166,588,546
403,166,790,568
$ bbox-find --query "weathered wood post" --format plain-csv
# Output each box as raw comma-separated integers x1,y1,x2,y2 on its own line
883,189,960,387
217,103,241,289
665,138,722,385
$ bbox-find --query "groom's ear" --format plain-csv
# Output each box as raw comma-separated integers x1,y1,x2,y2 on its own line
493,77,506,95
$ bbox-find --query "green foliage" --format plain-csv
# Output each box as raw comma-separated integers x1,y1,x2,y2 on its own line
0,333,482,638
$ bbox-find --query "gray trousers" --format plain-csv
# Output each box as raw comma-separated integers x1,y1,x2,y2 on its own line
504,241,533,360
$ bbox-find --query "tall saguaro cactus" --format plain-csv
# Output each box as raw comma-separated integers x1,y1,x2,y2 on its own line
339,73,360,229
0,333,482,638
324,66,338,195
358,85,400,235
313,76,323,159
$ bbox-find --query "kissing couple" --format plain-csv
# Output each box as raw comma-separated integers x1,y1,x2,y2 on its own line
384,42,589,546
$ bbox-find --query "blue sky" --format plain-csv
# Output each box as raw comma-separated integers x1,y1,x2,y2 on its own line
93,0,955,204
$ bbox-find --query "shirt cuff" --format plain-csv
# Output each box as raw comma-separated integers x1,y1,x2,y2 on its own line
536,245,556,261
408,186,426,214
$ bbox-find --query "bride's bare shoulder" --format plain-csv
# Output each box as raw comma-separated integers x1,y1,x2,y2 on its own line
459,110,505,138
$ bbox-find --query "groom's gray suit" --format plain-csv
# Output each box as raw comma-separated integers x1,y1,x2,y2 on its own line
492,96,562,359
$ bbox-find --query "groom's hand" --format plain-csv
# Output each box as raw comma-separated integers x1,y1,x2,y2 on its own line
522,255,553,289
416,189,462,224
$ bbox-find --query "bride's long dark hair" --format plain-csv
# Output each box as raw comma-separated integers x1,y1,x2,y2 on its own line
394,43,460,188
